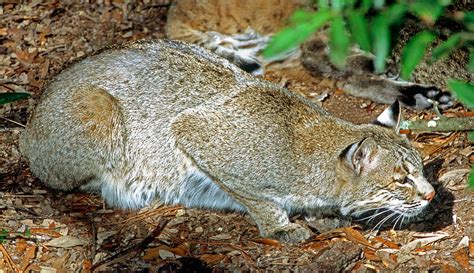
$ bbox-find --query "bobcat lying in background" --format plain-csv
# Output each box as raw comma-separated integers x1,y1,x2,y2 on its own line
166,0,471,109
20,40,436,243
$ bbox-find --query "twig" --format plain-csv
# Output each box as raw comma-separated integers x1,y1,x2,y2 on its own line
91,221,97,264
1,117,26,128
0,243,19,272
400,117,474,133
91,219,170,271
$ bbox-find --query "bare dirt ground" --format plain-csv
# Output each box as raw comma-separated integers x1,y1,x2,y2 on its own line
0,1,473,272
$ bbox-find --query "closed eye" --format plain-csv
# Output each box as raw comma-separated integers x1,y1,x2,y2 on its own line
396,181,412,188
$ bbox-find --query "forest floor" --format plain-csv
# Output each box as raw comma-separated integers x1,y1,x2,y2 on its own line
0,1,473,272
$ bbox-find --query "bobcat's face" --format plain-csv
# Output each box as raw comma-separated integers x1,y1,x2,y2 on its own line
336,102,435,228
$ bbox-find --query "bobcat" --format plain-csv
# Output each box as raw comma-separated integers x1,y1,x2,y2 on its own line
20,40,435,243
165,0,468,109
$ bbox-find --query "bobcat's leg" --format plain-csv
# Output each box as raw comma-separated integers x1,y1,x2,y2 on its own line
236,197,312,243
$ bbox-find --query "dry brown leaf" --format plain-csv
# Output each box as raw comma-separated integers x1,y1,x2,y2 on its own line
142,247,161,260
334,88,345,95
30,228,62,238
363,248,380,262
372,236,400,249
441,263,460,273
453,248,469,270
15,49,37,63
343,227,373,248
303,241,328,252
252,238,281,246
199,254,226,265
44,235,87,248
413,245,433,253
40,60,50,79
170,243,189,256
15,238,28,252
20,244,36,272
389,253,397,263
83,259,93,271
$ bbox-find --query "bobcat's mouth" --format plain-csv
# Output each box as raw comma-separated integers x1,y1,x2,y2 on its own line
348,199,430,230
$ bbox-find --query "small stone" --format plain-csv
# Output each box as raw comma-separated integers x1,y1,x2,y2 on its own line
176,209,186,217
427,120,437,127
195,226,203,233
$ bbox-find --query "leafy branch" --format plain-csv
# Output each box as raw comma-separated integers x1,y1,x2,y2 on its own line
264,0,473,187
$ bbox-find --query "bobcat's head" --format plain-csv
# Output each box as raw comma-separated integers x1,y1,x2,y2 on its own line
336,101,435,228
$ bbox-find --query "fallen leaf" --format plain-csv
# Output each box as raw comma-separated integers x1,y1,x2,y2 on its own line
401,232,449,252
209,234,232,240
440,263,459,273
303,241,329,252
364,248,381,261
457,236,469,248
372,236,400,249
453,248,469,270
343,227,373,248
30,228,62,238
170,243,189,256
44,235,87,248
199,254,226,265
159,249,175,259
142,247,161,260
20,244,36,271
15,239,28,252
252,238,281,246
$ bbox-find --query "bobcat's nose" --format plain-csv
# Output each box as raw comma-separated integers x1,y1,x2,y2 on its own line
423,191,435,202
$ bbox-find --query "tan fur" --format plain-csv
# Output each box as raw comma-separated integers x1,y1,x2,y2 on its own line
71,86,120,139
20,40,435,243
166,0,310,41
166,0,464,109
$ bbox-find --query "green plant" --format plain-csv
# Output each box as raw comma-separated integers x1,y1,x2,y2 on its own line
0,92,30,105
264,0,473,187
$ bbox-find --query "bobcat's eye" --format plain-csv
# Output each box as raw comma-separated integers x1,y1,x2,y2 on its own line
396,176,414,188
393,166,405,182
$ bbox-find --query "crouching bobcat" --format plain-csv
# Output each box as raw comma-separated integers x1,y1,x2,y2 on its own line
20,40,435,243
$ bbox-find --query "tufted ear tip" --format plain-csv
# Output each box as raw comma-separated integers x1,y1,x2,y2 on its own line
373,101,401,131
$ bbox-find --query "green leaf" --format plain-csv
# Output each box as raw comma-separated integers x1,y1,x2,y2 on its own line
385,4,408,25
263,10,332,58
329,17,350,68
371,15,390,73
401,31,436,80
0,92,30,105
437,0,452,6
409,1,444,24
468,50,474,73
373,0,385,9
468,131,474,142
360,0,372,13
290,10,317,24
331,0,344,11
469,165,474,189
448,80,474,109
464,11,474,32
431,34,462,63
318,0,329,9
347,11,371,52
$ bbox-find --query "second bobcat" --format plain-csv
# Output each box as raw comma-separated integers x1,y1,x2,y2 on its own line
20,40,435,243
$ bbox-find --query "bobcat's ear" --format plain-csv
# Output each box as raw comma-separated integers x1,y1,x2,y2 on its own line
341,137,379,175
373,101,401,131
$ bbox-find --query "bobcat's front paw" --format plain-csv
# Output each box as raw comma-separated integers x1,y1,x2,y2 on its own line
269,223,312,243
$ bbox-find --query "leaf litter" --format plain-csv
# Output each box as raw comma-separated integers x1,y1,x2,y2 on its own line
0,0,473,272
